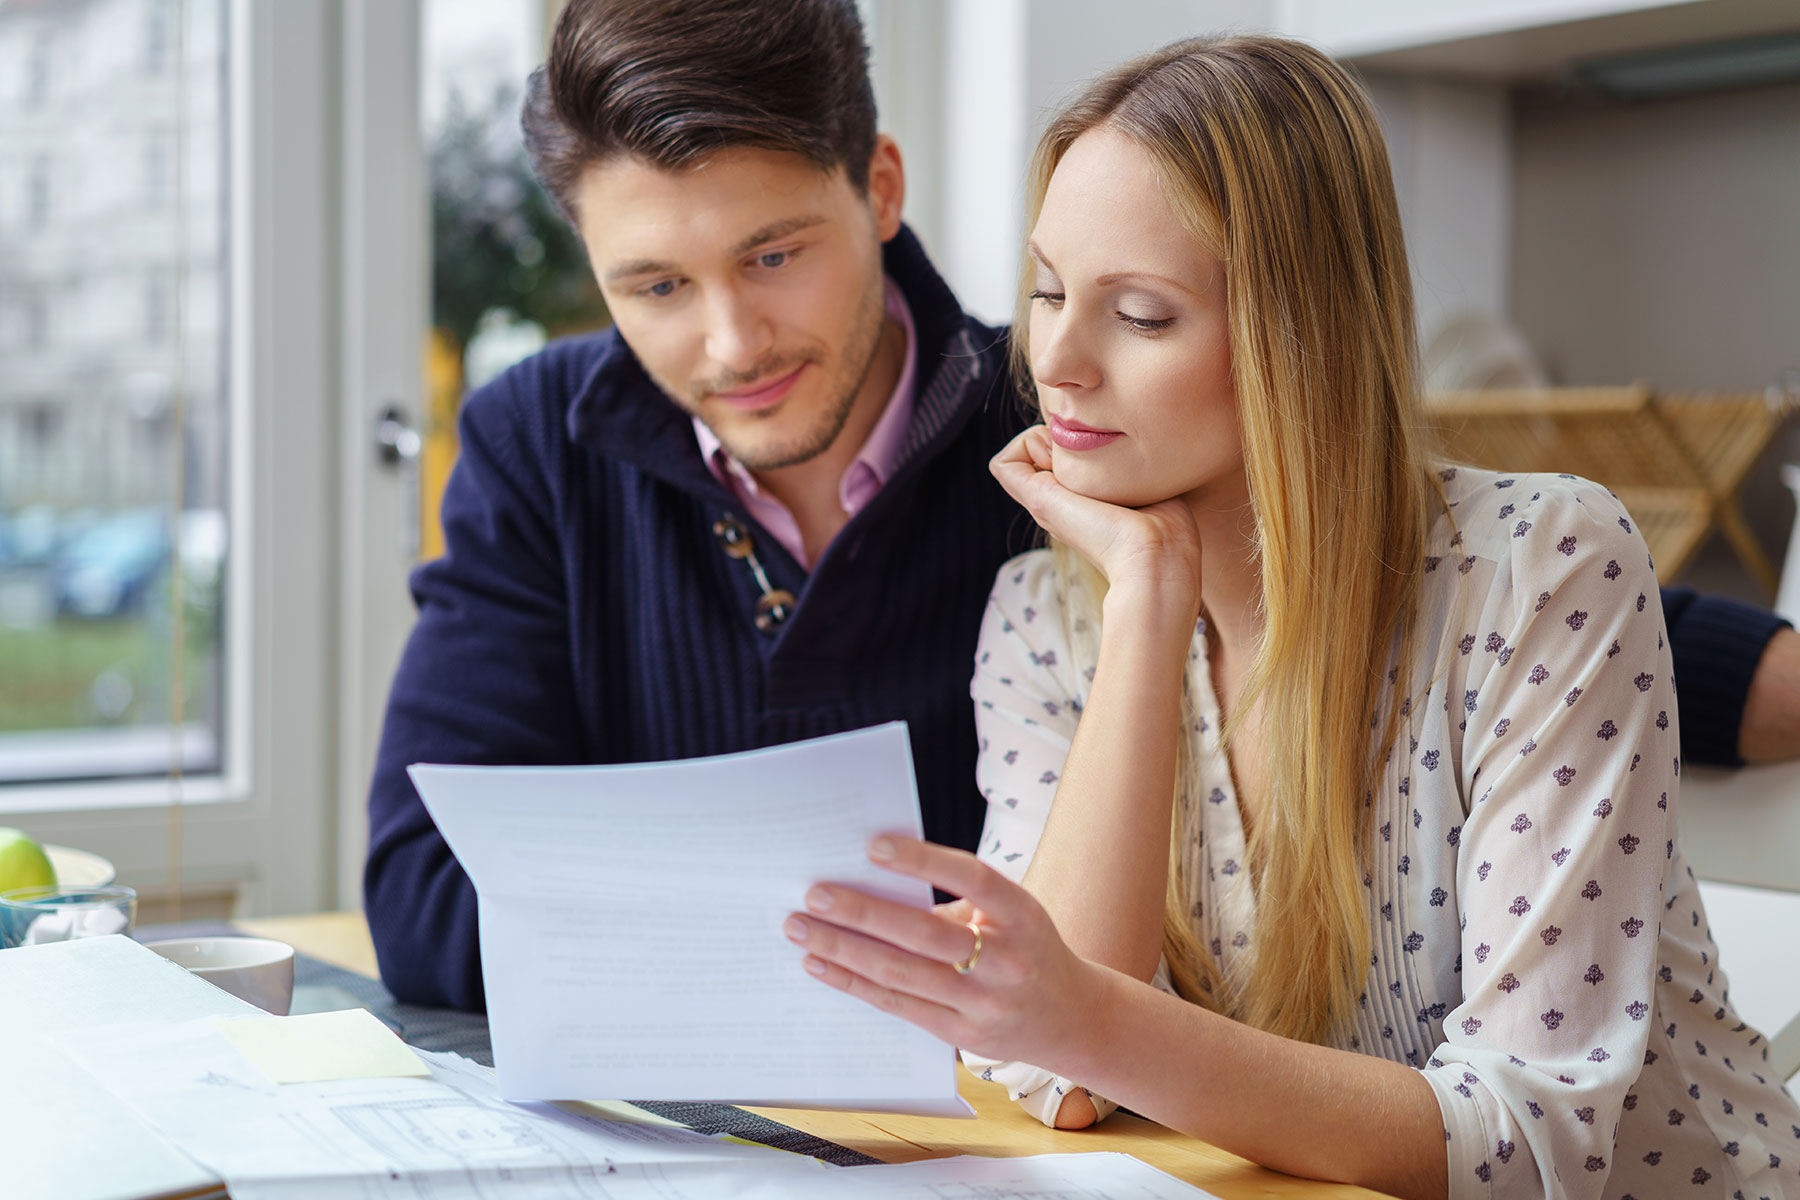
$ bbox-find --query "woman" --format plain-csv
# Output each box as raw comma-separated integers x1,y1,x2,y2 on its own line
781,36,1799,1199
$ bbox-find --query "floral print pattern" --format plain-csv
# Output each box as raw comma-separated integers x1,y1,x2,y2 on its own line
965,468,1799,1199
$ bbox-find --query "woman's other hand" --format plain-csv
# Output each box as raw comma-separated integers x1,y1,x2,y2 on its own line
785,834,1109,1072
990,425,1202,617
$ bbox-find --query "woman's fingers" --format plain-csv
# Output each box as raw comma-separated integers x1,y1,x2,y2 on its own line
990,428,1200,593
799,954,966,1045
933,897,980,924
785,911,965,1004
800,882,979,967
866,836,1033,929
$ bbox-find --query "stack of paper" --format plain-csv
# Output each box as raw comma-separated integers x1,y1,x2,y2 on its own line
1,934,249,1200
3,936,1226,1200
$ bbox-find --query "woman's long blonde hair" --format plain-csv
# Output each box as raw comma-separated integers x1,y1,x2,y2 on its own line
1012,36,1435,1045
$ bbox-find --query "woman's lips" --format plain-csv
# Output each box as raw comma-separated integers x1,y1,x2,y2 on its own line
714,364,807,412
1046,412,1124,451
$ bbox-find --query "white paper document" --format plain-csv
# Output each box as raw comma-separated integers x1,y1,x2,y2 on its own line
57,1011,1223,1200
2,935,254,1200
408,723,968,1115
56,1018,800,1200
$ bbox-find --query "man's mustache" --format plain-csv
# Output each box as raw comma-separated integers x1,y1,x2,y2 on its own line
693,351,824,402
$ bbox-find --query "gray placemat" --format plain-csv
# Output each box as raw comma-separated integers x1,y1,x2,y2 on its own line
134,923,879,1165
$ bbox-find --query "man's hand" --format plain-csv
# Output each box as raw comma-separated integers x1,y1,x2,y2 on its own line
1742,627,1800,763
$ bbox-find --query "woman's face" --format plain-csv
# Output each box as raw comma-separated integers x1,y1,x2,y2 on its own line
1027,127,1242,510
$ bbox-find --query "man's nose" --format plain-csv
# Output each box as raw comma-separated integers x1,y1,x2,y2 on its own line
704,289,775,374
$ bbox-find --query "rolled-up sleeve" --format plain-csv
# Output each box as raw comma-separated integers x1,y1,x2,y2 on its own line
1425,483,1677,1197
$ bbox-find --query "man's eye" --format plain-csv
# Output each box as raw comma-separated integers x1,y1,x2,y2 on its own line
757,251,790,269
643,280,679,298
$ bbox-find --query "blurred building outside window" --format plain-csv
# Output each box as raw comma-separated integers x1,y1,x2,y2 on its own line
0,0,230,788
25,30,50,108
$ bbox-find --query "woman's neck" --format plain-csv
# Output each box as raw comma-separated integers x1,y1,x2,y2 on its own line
1184,472,1263,656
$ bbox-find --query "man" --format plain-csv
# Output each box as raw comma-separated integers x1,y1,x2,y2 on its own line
365,0,1028,1010
366,0,1792,1011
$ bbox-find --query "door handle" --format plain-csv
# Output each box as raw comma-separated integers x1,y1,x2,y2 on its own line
373,403,422,558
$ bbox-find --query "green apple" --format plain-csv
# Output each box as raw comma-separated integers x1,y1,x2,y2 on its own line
0,827,56,894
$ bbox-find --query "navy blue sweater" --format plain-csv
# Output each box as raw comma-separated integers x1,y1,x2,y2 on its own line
365,230,1034,1010
364,229,1786,1012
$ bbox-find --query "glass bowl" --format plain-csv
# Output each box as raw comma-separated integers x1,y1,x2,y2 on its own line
0,884,137,949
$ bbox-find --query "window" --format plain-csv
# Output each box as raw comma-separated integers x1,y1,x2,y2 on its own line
144,0,171,76
27,156,51,229
144,269,172,344
24,292,48,352
0,0,231,790
25,32,51,109
144,134,170,210
420,0,608,559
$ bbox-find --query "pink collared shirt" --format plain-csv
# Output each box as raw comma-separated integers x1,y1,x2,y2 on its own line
694,277,917,569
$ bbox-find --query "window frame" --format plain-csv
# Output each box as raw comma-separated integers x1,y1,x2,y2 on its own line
0,0,343,918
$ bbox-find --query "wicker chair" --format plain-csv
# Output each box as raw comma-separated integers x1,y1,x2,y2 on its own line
1424,385,1792,592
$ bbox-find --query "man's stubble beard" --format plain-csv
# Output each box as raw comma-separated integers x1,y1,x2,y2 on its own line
708,269,890,474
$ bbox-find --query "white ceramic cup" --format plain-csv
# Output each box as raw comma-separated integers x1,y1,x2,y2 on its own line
144,936,296,1015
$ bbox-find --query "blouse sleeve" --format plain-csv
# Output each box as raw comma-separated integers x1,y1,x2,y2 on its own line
959,551,1146,1127
1422,479,1677,1199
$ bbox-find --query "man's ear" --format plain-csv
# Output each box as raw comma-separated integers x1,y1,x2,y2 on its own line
866,134,906,242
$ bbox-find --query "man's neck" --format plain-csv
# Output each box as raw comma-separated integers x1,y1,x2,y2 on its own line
752,313,907,560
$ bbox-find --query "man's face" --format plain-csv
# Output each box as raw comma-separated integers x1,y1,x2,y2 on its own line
574,142,904,472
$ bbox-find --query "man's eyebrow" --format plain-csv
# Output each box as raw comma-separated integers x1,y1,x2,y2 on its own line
604,256,678,285
730,214,828,256
603,215,830,286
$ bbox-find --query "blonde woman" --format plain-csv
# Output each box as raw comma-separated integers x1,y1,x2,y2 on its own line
783,36,1799,1199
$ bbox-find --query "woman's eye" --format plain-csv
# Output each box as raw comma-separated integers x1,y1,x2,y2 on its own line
1117,311,1175,332
1029,289,1065,308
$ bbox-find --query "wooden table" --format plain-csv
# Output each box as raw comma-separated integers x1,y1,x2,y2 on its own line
236,911,1394,1198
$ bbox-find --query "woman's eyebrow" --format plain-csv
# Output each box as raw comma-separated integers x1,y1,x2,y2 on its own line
1096,269,1205,298
1030,240,1206,298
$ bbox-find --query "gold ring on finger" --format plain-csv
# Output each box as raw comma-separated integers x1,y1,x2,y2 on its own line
952,922,984,975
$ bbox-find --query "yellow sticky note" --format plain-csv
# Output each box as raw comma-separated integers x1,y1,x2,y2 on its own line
212,1008,430,1084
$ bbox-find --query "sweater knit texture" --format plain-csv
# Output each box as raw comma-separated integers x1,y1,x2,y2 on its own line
364,228,1033,1010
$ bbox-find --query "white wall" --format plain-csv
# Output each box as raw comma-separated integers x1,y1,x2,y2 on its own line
868,0,1507,343
871,0,1275,324
1276,0,1695,57
1511,79,1800,392
1363,73,1514,348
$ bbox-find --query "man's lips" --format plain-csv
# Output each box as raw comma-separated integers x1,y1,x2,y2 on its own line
711,364,808,412
1046,412,1124,451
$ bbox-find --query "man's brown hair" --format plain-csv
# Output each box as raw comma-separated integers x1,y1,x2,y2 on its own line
523,0,878,219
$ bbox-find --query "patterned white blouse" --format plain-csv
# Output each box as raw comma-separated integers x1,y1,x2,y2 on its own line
965,466,1800,1199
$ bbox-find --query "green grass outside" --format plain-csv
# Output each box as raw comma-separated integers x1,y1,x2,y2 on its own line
0,615,218,735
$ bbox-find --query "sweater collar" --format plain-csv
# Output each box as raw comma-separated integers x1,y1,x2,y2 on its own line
565,224,992,492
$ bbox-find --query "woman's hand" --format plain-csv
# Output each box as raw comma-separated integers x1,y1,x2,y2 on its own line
785,834,1108,1071
989,425,1203,614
